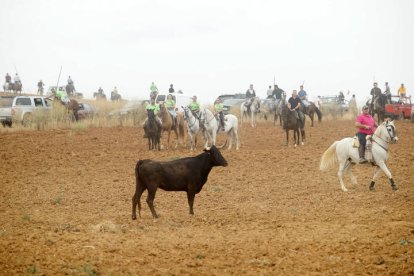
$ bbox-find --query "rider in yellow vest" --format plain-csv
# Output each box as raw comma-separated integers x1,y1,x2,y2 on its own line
398,83,406,103
214,98,225,130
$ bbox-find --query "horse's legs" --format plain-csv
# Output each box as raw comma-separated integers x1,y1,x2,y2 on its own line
234,129,240,150
301,129,305,145
369,166,382,191
343,161,357,185
227,129,233,150
376,161,398,191
285,129,289,146
310,112,314,127
338,162,348,192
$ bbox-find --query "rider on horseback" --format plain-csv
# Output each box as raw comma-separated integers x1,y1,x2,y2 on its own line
272,85,284,100
189,95,202,127
214,97,225,131
298,85,308,113
169,84,175,93
67,76,74,85
370,82,382,110
165,94,177,128
5,73,11,84
288,90,305,124
14,73,21,84
355,105,376,164
150,82,158,99
245,84,256,114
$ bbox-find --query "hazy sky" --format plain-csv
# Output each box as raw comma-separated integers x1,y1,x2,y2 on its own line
1,0,413,104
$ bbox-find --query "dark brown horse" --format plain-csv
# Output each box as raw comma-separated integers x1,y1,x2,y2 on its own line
281,101,305,146
143,109,161,150
49,94,80,121
299,102,322,127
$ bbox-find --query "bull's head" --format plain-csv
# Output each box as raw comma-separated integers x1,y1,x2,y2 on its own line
204,146,228,167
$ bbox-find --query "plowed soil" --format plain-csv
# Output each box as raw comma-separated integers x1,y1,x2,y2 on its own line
1,119,413,275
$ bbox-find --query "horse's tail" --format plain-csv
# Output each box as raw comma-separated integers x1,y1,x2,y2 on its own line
315,107,322,122
177,114,186,146
320,141,338,171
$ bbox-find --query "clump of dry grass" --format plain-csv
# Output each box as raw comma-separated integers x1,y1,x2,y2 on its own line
0,98,148,132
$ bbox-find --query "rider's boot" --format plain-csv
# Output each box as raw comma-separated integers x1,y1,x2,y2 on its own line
358,145,368,164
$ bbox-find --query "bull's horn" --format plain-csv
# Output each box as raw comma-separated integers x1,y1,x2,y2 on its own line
216,139,228,149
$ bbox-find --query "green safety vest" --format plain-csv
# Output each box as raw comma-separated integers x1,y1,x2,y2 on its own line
165,99,175,109
189,101,200,111
214,103,223,112
146,103,160,114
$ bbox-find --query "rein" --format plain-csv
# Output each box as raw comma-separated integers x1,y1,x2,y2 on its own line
372,123,395,152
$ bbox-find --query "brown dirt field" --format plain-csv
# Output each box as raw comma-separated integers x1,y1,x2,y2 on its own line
0,119,413,275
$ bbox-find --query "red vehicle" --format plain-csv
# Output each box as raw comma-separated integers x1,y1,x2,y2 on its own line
385,96,412,120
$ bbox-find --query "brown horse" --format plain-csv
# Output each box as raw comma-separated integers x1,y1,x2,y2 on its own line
299,102,322,127
49,94,80,121
158,103,186,149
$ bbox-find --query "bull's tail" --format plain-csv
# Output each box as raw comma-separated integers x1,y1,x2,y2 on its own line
320,141,338,171
132,160,146,220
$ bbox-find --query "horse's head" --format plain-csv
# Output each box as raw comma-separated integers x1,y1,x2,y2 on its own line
147,109,156,120
377,119,398,144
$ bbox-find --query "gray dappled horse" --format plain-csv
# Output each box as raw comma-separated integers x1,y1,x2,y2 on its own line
261,97,284,126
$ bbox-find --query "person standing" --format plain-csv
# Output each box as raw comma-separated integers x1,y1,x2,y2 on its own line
398,83,406,102
355,105,376,163
384,82,391,102
37,80,44,95
169,84,175,93
349,94,358,117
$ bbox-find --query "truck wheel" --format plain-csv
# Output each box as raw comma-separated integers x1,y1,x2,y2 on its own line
22,113,32,127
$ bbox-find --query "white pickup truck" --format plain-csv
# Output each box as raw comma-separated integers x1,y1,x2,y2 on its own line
0,96,53,127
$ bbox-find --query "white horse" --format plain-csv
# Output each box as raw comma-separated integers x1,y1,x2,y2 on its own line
202,108,240,150
2,82,12,93
320,119,398,192
240,96,261,128
182,106,208,150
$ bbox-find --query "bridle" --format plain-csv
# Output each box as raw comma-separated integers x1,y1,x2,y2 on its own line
183,107,198,129
372,121,397,152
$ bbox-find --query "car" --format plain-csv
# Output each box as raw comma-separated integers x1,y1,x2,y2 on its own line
319,95,349,113
77,102,98,120
218,93,246,101
385,95,412,120
108,100,147,118
154,93,192,112
222,98,246,115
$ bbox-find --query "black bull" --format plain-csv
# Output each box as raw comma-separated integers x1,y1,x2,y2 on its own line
132,145,228,220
